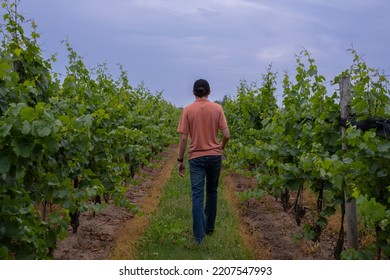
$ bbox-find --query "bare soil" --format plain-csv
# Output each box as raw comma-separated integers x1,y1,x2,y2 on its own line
53,146,338,260
224,172,338,260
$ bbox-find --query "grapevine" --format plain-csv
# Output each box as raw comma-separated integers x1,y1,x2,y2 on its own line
224,49,390,259
0,0,180,259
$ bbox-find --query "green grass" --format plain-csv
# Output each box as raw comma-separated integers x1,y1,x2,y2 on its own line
135,165,253,260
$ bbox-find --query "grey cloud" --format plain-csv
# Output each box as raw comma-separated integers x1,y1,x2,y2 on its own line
15,0,390,107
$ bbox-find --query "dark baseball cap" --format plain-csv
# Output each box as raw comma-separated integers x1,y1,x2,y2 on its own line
193,79,210,93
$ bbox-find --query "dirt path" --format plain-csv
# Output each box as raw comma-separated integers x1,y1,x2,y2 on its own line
109,145,179,259
53,144,179,260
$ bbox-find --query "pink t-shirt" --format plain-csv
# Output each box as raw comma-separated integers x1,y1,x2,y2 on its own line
177,99,228,160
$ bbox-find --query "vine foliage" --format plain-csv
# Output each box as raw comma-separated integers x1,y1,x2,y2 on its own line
0,1,180,259
224,49,390,259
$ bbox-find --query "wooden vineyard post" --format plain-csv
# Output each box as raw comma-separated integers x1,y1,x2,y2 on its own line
339,76,359,250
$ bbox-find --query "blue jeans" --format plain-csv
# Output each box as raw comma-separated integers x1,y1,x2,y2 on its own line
189,155,222,243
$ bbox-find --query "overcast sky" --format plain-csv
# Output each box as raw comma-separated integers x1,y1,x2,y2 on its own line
16,0,390,107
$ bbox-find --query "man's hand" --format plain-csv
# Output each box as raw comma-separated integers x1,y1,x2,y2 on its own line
178,162,185,177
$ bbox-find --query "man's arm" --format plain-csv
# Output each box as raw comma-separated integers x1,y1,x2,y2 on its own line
178,133,188,177
178,133,188,160
221,127,230,150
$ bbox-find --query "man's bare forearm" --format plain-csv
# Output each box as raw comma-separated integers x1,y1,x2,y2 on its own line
221,137,229,150
178,133,188,159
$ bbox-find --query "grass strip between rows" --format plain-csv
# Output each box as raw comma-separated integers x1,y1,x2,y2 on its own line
134,164,253,260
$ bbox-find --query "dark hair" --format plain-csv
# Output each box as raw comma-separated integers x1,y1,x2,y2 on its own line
193,79,210,97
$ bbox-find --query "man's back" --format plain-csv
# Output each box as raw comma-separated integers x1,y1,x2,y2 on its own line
178,98,227,160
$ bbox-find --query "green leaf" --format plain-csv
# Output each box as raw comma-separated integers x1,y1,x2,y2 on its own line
316,216,327,228
46,229,57,249
53,189,69,199
11,137,34,158
4,221,22,237
334,175,343,189
237,188,265,201
360,198,386,225
31,119,53,137
19,206,32,215
350,160,366,171
21,121,31,134
343,157,353,164
37,126,51,137
13,48,22,56
354,100,369,114
378,142,390,153
322,158,333,169
58,115,71,125
0,246,10,260
76,114,93,128
91,203,105,214
0,62,11,79
0,153,11,174
322,206,336,216
1,124,12,137
20,106,37,121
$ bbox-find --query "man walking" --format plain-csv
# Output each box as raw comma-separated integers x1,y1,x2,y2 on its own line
177,79,230,244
